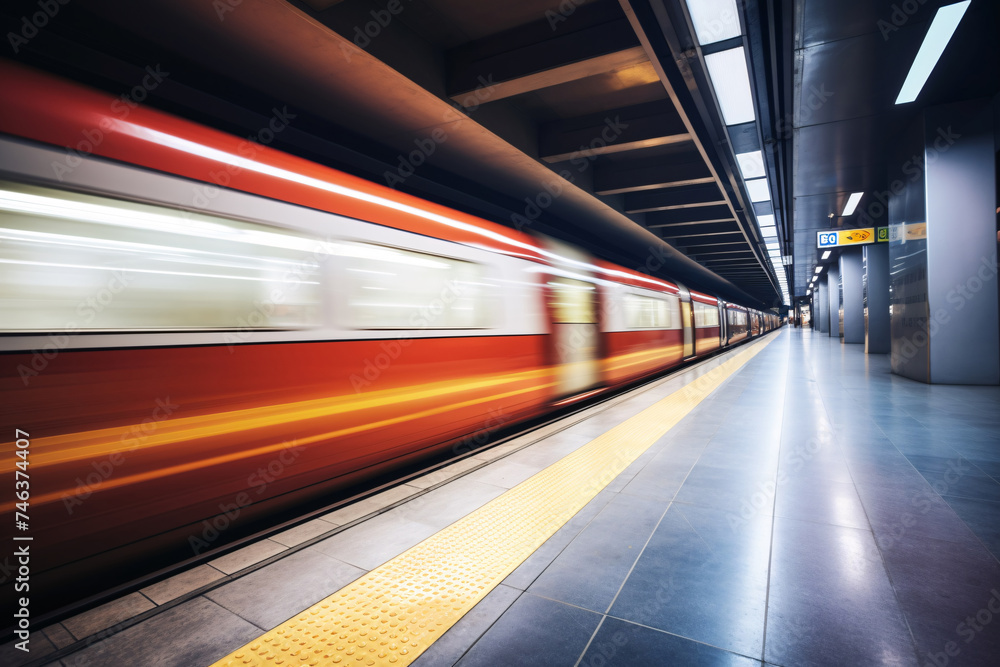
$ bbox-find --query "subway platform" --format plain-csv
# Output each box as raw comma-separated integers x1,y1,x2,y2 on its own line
5,327,1000,667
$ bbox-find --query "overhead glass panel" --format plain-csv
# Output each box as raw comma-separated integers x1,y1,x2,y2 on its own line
745,178,771,203
736,151,766,180
704,47,756,125
684,0,742,45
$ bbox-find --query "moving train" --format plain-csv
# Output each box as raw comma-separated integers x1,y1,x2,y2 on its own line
0,60,780,610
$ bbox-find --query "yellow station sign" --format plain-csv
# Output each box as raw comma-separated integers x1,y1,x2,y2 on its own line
817,227,889,248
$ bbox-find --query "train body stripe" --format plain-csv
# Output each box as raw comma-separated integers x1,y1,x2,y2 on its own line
211,335,777,667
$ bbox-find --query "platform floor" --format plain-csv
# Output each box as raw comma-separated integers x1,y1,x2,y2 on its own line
7,327,1000,667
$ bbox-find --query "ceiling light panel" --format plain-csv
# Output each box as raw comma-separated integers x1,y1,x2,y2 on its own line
842,192,864,216
684,0,742,45
745,178,770,202
896,1,971,105
737,151,766,180
704,47,756,125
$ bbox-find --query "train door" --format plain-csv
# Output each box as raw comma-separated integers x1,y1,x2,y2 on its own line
548,276,601,397
718,301,727,347
677,286,695,359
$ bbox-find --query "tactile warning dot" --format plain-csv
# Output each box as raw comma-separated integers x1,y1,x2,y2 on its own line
212,338,774,667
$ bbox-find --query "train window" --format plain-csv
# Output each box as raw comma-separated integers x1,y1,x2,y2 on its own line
624,293,670,329
344,243,492,329
693,301,720,327
0,181,323,332
548,277,596,324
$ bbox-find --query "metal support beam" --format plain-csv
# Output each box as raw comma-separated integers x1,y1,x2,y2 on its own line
447,0,644,103
624,183,726,213
644,204,734,226
540,100,690,162
594,162,714,195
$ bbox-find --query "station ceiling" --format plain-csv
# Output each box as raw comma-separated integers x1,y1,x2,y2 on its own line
4,0,996,306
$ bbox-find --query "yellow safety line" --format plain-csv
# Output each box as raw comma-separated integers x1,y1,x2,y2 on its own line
212,335,776,667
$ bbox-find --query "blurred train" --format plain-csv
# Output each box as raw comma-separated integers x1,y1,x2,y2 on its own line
0,60,780,611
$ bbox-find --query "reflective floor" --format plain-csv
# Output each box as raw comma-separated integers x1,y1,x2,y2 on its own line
418,327,1000,667
7,328,1000,667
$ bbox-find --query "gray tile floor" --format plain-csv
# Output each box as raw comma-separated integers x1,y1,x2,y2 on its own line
8,328,1000,667
414,328,1000,667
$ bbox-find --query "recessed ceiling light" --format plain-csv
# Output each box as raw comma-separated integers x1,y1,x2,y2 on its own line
737,151,766,180
842,192,864,216
821,250,832,260
815,267,822,274
745,178,770,202
704,47,756,125
896,1,971,104
684,0,741,45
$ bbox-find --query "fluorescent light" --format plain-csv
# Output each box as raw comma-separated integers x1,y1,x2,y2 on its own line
821,250,832,260
737,151,766,180
842,192,864,216
815,267,823,274
745,178,770,202
704,47,756,125
684,0,741,45
756,213,775,227
895,1,971,104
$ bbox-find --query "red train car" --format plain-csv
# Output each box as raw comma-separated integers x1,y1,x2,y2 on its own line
0,60,780,609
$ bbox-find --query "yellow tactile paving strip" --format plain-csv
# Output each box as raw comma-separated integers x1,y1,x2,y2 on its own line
212,335,775,667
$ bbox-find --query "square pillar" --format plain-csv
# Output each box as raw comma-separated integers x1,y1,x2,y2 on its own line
889,99,999,384
840,249,865,344
817,277,830,333
827,264,841,338
864,243,890,353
